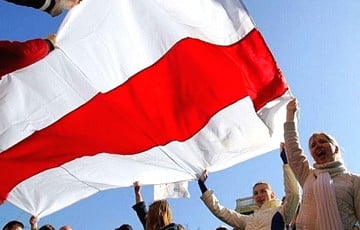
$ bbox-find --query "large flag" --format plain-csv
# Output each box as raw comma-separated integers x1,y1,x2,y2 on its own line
0,0,290,217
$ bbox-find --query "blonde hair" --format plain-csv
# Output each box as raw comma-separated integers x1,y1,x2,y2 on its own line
145,200,173,230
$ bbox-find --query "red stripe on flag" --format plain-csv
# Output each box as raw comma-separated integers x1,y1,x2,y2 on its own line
0,29,286,202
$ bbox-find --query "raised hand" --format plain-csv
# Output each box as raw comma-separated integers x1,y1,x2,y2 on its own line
286,98,298,122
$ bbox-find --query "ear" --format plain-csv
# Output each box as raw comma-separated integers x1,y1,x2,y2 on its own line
334,146,339,154
270,191,275,199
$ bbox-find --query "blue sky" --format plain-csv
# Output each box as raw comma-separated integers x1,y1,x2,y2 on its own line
1,0,360,229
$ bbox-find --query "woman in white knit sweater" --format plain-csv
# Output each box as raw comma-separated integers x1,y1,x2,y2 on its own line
284,98,360,230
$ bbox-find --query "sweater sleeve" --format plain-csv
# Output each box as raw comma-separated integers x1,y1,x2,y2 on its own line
283,121,311,186
132,201,147,229
5,0,45,8
200,190,248,229
354,175,360,224
279,164,300,224
0,38,51,76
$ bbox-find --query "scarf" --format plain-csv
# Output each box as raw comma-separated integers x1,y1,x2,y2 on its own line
313,160,347,230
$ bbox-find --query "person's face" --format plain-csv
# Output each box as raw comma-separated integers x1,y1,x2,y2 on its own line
309,134,337,164
253,184,274,207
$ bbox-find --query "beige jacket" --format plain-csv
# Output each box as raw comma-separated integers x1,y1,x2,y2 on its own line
284,121,360,230
200,164,300,230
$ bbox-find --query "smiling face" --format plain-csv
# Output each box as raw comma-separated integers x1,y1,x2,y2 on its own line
309,133,339,164
252,182,275,208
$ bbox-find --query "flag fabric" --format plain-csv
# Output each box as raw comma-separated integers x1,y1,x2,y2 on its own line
153,182,190,200
0,0,290,217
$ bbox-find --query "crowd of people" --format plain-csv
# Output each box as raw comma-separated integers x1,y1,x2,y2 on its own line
1,1,360,230
2,219,71,230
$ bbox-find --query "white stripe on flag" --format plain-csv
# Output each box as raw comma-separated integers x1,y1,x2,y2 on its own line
154,182,190,201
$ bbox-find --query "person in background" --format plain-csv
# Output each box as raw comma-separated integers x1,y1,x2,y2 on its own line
115,224,133,230
2,220,24,230
38,225,55,230
284,97,360,230
29,216,55,230
3,0,81,17
198,143,300,230
58,226,72,230
132,181,184,230
0,34,56,79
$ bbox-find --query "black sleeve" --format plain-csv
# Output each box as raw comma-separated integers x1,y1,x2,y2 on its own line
280,149,288,164
198,179,208,194
5,0,46,9
132,201,147,229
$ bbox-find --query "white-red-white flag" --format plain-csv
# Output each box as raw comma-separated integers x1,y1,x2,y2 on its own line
0,0,290,217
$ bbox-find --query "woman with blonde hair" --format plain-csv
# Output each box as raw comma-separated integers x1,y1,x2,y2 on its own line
132,182,183,230
284,98,360,229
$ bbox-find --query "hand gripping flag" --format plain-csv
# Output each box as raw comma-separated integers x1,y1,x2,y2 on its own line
0,0,291,217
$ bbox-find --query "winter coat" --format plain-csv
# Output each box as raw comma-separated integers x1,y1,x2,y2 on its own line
284,121,360,230
200,164,300,230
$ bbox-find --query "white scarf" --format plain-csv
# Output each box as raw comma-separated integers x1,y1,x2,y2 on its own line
313,160,347,230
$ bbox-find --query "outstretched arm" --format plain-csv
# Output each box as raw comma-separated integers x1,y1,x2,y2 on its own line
29,215,38,230
279,143,300,225
198,170,248,229
132,181,147,229
286,98,298,123
4,0,82,17
134,181,143,203
284,98,311,186
0,35,56,78
198,170,209,194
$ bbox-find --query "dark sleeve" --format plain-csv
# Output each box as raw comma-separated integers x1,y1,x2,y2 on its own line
280,149,288,164
132,201,147,229
5,0,46,9
4,0,58,15
198,179,208,194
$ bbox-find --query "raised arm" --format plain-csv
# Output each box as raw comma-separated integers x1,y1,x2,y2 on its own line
4,0,82,17
284,98,311,186
198,170,248,230
29,215,38,230
131,181,147,229
134,181,143,203
279,143,300,225
0,35,56,78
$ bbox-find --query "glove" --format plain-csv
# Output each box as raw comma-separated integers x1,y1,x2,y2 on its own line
280,149,288,164
198,170,208,194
